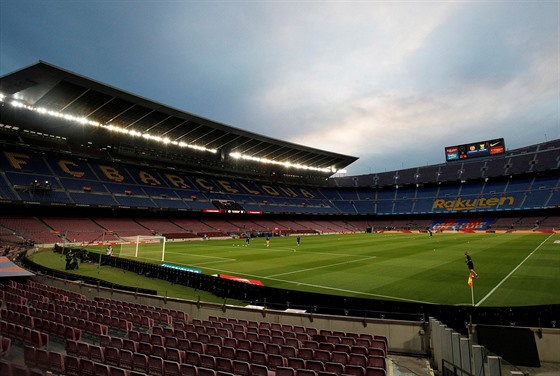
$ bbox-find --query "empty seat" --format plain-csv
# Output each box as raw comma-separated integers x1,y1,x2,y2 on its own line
268,353,285,369
348,354,368,367
313,349,331,363
65,339,80,356
77,341,90,359
163,360,181,376
206,343,221,357
24,346,37,368
180,363,198,376
275,366,296,376
331,351,349,365
89,345,105,363
345,365,366,376
366,367,387,376
252,351,268,366
153,345,166,359
367,356,386,370
287,357,305,370
215,357,233,373
198,367,217,376
36,348,50,371
81,358,96,376
307,359,325,373
370,340,387,357
296,369,316,376
132,352,148,373
236,348,251,363
94,363,111,376
325,361,344,374
50,351,66,374
233,360,251,376
122,339,138,353
266,343,281,355
251,363,270,376
166,348,185,363
65,355,81,376
148,355,164,376
104,347,120,367
200,354,216,369
119,349,134,370
185,351,201,367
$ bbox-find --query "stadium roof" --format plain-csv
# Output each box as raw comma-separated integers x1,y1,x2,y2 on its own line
0,257,34,278
0,61,358,175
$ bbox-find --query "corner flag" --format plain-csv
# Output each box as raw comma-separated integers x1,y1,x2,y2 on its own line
468,272,473,287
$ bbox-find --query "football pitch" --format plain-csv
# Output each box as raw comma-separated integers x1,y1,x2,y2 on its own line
104,232,560,308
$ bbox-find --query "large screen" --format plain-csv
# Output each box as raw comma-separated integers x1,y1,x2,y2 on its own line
445,138,505,162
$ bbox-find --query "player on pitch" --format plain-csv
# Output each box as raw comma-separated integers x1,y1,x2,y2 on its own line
464,251,479,279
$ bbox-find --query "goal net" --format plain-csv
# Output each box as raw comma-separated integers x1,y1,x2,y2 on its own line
119,235,167,262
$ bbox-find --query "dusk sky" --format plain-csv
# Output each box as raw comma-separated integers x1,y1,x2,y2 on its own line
1,1,558,176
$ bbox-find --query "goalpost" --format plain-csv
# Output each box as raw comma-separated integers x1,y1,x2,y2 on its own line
119,235,167,262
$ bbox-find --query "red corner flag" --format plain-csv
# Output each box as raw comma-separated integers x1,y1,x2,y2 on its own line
468,272,473,287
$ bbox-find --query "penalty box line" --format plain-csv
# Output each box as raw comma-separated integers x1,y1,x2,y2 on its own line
476,233,554,307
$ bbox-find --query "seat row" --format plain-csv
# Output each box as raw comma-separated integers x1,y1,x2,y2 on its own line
93,333,388,373
143,330,388,364
32,299,153,330
94,296,189,322
23,279,87,301
202,317,387,348
0,320,48,348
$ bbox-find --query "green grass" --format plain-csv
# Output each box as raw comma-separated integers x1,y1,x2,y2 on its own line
31,232,560,307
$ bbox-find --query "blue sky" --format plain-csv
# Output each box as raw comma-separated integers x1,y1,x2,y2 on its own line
1,1,558,176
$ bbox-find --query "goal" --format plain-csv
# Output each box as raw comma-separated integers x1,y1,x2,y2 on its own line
119,235,167,262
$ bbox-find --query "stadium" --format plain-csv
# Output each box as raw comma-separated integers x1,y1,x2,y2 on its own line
0,62,559,375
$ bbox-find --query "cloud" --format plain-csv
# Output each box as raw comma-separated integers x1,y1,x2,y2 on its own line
1,1,558,176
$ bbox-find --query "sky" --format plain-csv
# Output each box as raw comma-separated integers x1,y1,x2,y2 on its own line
1,1,559,176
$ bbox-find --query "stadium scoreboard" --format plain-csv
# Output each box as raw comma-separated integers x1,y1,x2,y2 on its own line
445,138,505,162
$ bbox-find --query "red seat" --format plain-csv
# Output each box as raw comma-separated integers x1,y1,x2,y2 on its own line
200,354,216,369
36,348,50,371
166,348,185,363
267,353,285,369
275,366,296,376
65,355,82,376
215,357,233,373
104,347,120,367
94,363,111,376
367,355,386,370
251,351,268,366
81,358,96,376
24,346,37,368
287,357,305,370
345,364,366,376
296,369,316,376
233,360,251,376
119,349,134,370
132,352,148,373
325,361,344,374
250,363,270,376
366,367,387,376
307,359,325,373
148,355,164,376
180,363,198,376
50,351,66,374
78,341,91,359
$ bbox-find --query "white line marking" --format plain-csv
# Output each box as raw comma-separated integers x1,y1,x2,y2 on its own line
476,234,554,306
266,256,377,278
